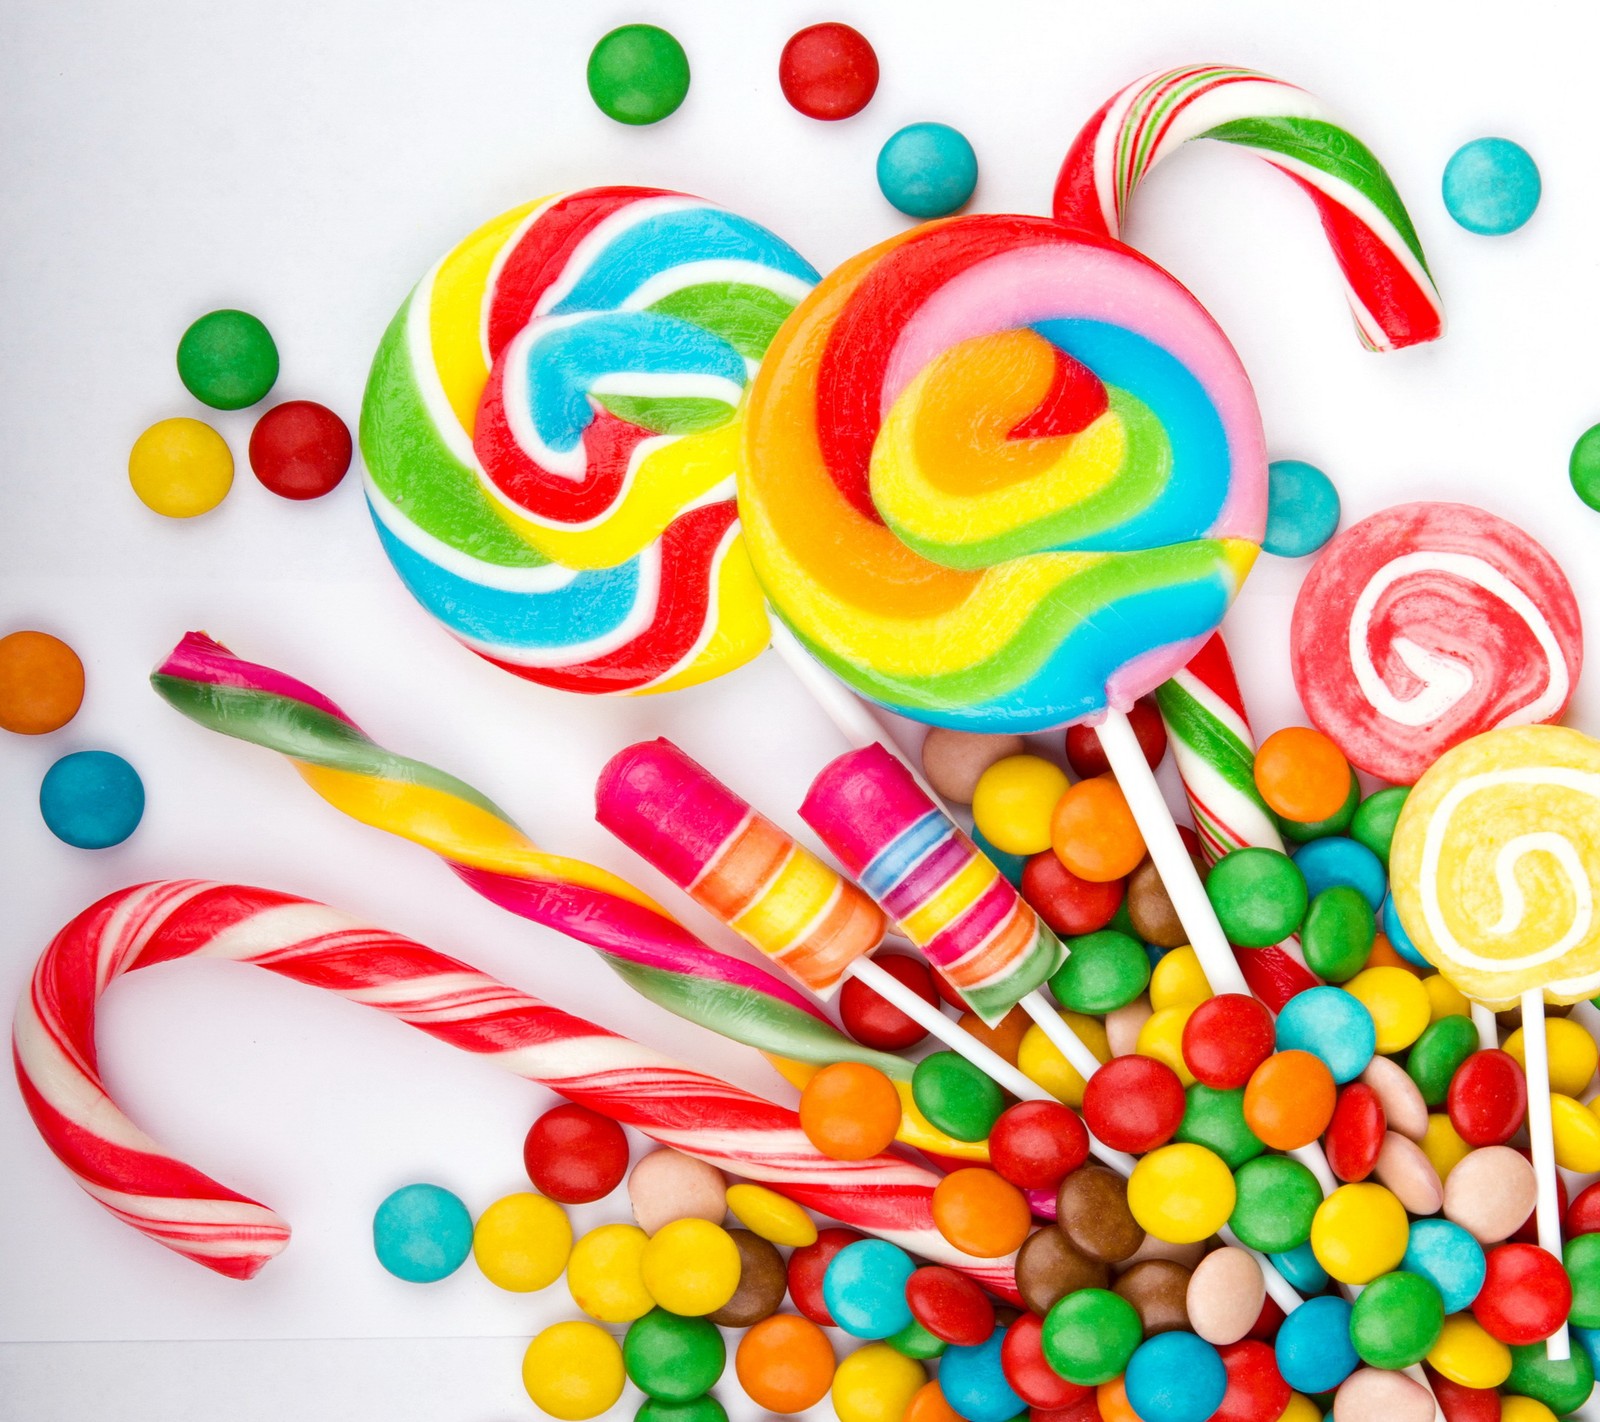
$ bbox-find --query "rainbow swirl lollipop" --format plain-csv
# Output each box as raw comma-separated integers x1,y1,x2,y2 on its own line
736,214,1267,733
361,186,817,694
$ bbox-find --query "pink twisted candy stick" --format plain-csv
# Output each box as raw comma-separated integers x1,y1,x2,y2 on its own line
1154,634,1319,1011
14,880,1020,1294
1054,64,1444,353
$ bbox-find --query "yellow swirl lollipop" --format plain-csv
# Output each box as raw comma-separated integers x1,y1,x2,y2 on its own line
1390,724,1600,1009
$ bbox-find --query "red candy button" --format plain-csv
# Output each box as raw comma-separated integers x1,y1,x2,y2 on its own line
1324,1081,1386,1182
989,1100,1091,1192
1021,852,1125,937
787,1226,864,1326
1213,1340,1291,1422
1472,1242,1572,1344
1446,1049,1528,1147
1065,696,1167,778
1423,1366,1501,1422
248,400,352,500
1082,1055,1185,1154
522,1103,629,1203
1182,994,1276,1089
1001,1312,1091,1410
907,1265,995,1346
778,23,879,120
1569,1181,1600,1237
1244,1291,1285,1342
839,950,939,1051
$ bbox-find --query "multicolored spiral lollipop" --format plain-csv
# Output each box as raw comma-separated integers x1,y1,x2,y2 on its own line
361,185,816,694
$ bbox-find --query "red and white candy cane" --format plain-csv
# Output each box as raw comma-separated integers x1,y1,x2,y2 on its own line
14,879,1019,1297
1055,63,1444,353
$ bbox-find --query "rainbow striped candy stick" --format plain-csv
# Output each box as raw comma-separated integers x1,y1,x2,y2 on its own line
801,743,1063,1027
151,635,902,1079
597,739,886,999
15,880,1019,1295
1154,633,1319,1012
1054,64,1444,353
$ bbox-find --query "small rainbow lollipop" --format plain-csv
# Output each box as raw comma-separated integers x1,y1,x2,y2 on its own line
1391,723,1600,1361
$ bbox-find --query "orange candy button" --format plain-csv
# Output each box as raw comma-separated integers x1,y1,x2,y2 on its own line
904,1380,965,1422
1244,1050,1337,1150
0,631,84,735
735,1313,836,1414
1253,726,1351,824
931,1167,1031,1258
1051,775,1146,883
799,1062,901,1160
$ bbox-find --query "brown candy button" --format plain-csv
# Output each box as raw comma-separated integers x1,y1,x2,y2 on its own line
1113,1259,1191,1334
1056,1164,1144,1264
920,728,1026,805
708,1228,787,1327
1015,1224,1110,1315
1126,858,1190,949
1442,1144,1537,1244
1120,1232,1207,1270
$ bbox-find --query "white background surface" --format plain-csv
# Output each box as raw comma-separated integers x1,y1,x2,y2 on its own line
3,0,1598,1416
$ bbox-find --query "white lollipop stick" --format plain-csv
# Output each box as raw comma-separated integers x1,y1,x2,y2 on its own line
1471,1002,1499,1050
1520,987,1572,1361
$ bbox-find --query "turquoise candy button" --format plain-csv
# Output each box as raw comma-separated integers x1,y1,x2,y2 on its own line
878,122,978,218
39,750,144,849
1275,986,1376,1084
1264,460,1341,558
373,1182,473,1282
1443,137,1540,234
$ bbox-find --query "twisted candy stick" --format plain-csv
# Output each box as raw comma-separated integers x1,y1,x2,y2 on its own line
362,186,816,694
1154,634,1320,1012
151,634,983,1163
1054,64,1444,352
14,880,1018,1295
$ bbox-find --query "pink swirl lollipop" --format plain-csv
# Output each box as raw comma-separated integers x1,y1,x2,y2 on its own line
1291,502,1582,784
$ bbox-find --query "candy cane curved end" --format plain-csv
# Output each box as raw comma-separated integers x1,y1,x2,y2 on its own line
1054,64,1445,353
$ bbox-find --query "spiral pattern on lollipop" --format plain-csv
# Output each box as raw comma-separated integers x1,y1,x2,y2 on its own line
1054,64,1443,353
15,880,1018,1293
1291,503,1582,785
361,186,817,694
738,213,1267,733
1390,726,1600,1007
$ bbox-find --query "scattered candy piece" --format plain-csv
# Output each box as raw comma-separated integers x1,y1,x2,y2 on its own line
639,1218,740,1316
1187,1246,1265,1346
799,1061,901,1160
830,1341,925,1422
912,1050,1004,1143
824,1238,917,1339
778,22,878,120
1114,1257,1191,1336
1051,775,1145,882
1041,1287,1142,1386
972,753,1068,856
1274,1294,1357,1393
708,1228,787,1328
1206,849,1307,947
939,1329,1023,1422
566,1223,654,1323
931,1167,1030,1258
39,749,144,849
1083,1055,1184,1154
627,1148,726,1235
472,1191,571,1292
1229,1154,1320,1254
1442,137,1540,234
624,1307,725,1401
587,24,689,125
248,400,352,499
1263,460,1340,557
725,1183,816,1248
523,1319,625,1420
1127,1143,1235,1245
372,1182,473,1283
1254,726,1351,824
128,416,233,517
1182,994,1275,1089
0,630,84,734
524,1102,630,1203
838,951,938,1051
787,1226,863,1327
1125,1331,1226,1422
735,1312,835,1413
177,309,279,409
1015,1223,1109,1315
1570,422,1600,512
877,122,978,218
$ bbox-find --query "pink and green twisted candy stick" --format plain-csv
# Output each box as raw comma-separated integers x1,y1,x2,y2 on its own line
151,633,909,1082
1054,64,1444,353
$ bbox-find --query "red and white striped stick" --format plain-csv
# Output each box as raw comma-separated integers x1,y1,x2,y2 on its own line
13,879,1019,1297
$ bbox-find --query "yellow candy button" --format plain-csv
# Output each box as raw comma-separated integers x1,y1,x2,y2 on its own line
1128,1143,1235,1243
1149,947,1210,1011
1277,1397,1321,1422
1425,1314,1511,1389
1343,966,1431,1054
522,1320,624,1420
639,1217,740,1316
971,755,1069,856
128,416,234,517
1421,1112,1473,1182
472,1191,571,1292
1507,1017,1600,1098
1500,1397,1558,1422
1422,972,1469,1023
1310,1183,1408,1283
726,1182,818,1247
566,1223,654,1323
1136,1003,1198,1086
831,1342,926,1422
1018,1010,1108,1107
1551,1092,1600,1172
